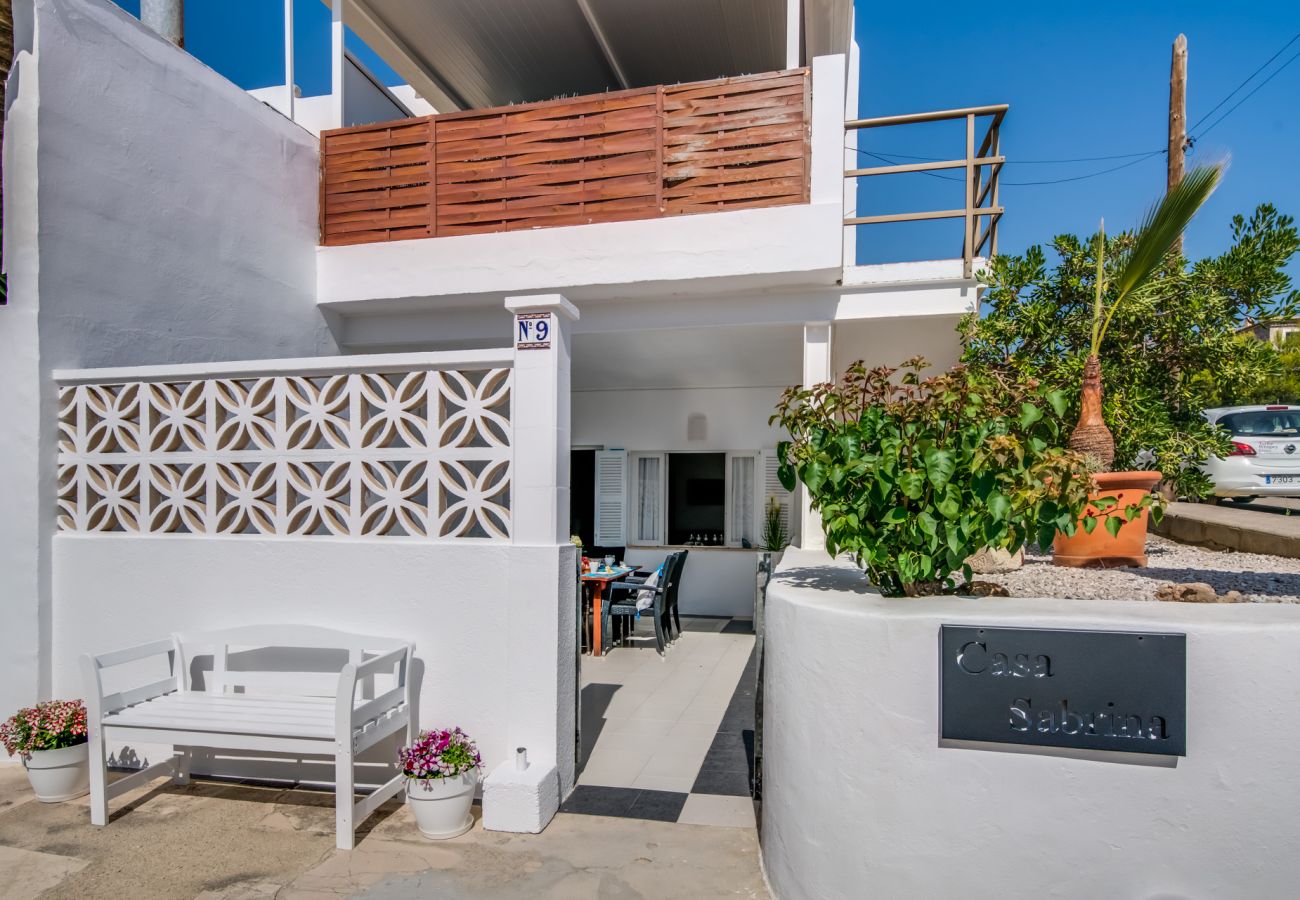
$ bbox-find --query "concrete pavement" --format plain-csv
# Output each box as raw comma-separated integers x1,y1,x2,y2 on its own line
1156,500,1300,558
0,764,769,899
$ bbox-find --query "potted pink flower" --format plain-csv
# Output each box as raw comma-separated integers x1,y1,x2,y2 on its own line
399,727,482,839
1,700,91,802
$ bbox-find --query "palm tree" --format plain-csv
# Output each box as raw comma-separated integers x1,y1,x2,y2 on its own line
1068,163,1223,468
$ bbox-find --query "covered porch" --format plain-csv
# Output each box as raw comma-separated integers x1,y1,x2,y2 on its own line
566,301,971,622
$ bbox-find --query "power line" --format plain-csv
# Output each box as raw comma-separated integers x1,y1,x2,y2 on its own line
847,146,1165,187
1000,151,1164,186
1188,30,1300,134
846,147,1162,165
1193,43,1300,141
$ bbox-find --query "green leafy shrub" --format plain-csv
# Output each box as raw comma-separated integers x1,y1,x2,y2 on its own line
772,358,1133,597
1241,332,1300,404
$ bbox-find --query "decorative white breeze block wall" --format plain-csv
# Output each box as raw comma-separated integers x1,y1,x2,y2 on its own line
57,363,512,540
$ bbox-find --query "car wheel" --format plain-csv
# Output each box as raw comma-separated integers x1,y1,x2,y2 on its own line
1225,496,1258,505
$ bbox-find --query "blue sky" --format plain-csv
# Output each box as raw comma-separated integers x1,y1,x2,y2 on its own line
111,0,1299,272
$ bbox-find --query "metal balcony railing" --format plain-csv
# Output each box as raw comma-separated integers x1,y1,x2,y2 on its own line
844,104,1007,277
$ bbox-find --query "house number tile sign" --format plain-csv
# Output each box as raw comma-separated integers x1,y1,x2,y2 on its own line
939,625,1187,756
516,312,552,350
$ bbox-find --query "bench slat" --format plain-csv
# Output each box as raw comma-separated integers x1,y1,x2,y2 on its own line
98,724,333,756
94,639,174,669
102,679,176,713
108,709,336,739
116,700,332,727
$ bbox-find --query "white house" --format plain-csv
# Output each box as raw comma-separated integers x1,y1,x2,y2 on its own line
0,0,1003,826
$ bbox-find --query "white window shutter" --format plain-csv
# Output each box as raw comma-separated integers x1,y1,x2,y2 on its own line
762,451,797,545
593,450,628,547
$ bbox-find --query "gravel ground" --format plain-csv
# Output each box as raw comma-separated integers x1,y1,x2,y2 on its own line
982,535,1300,603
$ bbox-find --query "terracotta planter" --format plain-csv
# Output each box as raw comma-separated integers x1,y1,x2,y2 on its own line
1052,471,1162,568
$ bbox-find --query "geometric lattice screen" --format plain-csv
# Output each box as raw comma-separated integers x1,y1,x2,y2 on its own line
57,368,512,540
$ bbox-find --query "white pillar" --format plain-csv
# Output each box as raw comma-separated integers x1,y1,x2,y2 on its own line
810,55,846,208
785,0,801,69
330,0,345,128
506,294,579,546
284,0,296,122
801,322,832,551
843,10,860,267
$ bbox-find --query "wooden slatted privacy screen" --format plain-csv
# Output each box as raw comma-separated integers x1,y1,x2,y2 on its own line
319,68,810,247
661,69,811,215
321,117,436,246
434,87,662,236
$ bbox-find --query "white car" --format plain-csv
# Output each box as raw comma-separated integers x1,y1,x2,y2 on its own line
1202,405,1300,502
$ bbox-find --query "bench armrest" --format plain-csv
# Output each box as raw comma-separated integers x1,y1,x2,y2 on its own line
81,638,181,719
335,644,413,736
355,646,408,681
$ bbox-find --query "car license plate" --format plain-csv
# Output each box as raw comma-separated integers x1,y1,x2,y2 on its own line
1265,475,1300,484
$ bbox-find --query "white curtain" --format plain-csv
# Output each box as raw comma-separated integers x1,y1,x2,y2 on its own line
730,455,755,545
635,455,662,543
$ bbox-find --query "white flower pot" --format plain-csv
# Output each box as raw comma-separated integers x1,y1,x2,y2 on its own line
24,743,91,803
406,769,477,840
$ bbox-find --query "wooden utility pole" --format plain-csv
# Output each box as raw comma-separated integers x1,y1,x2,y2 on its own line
141,0,184,48
1168,34,1187,250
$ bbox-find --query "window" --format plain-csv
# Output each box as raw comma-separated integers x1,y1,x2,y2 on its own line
1217,409,1300,436
619,450,793,547
667,453,725,544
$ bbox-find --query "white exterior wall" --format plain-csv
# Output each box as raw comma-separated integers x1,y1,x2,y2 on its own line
26,0,331,370
624,547,759,619
53,537,577,792
1,0,333,734
762,549,1300,900
573,386,785,453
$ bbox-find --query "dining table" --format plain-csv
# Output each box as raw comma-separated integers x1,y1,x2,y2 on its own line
582,565,637,657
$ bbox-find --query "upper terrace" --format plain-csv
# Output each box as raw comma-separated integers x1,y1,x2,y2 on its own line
307,1,1003,313
320,68,812,246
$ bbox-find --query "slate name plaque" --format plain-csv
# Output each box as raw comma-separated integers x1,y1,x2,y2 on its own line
939,625,1186,756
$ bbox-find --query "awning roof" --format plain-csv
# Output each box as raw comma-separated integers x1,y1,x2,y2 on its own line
335,0,851,111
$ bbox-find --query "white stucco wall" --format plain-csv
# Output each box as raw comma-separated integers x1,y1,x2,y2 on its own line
1,0,334,732
30,0,331,369
318,201,844,310
762,549,1300,900
53,537,577,793
573,386,785,453
624,547,760,618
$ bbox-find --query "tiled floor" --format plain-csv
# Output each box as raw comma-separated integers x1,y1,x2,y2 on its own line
564,615,758,828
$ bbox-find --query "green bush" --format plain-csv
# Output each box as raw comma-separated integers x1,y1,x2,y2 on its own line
772,359,1122,597
1241,332,1300,404
962,205,1299,498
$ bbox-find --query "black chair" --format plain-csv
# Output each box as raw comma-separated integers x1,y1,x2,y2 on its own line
665,549,688,639
603,552,683,655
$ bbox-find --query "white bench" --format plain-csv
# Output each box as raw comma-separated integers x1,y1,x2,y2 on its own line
81,625,414,850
